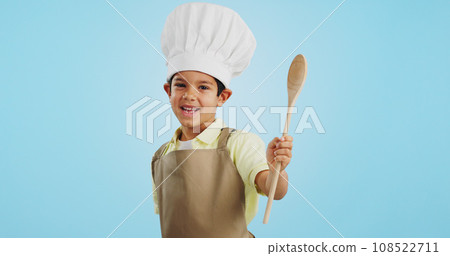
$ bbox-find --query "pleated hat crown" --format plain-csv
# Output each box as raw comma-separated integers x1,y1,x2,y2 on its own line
161,2,257,88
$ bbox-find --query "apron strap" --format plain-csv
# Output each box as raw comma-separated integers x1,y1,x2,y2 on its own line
218,127,235,150
153,142,170,160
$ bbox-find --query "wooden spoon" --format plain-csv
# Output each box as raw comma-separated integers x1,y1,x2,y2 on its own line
263,54,307,224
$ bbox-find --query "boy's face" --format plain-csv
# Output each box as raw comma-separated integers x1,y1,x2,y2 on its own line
164,71,232,132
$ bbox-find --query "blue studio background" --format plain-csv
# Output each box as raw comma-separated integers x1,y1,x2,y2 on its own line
1,0,449,237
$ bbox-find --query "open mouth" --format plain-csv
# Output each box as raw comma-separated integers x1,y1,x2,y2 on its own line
180,106,200,115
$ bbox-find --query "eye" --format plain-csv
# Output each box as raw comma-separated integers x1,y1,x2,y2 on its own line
174,83,186,88
199,85,209,90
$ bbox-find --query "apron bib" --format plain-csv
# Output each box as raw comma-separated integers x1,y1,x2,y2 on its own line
152,128,254,238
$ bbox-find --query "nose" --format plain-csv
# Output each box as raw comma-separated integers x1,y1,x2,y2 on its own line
182,85,198,100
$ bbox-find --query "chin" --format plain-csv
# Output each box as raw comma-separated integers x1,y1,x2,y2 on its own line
177,116,200,128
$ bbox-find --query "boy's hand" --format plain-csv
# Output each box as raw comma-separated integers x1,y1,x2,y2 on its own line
266,135,293,172
255,135,293,199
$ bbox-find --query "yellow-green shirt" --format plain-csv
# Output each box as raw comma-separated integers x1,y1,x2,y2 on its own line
152,118,269,225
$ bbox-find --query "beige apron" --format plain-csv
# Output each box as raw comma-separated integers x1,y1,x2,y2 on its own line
151,128,254,238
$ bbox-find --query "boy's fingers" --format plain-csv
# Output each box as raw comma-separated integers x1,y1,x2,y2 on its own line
281,135,294,142
274,149,292,158
276,141,293,149
268,137,281,149
270,136,294,152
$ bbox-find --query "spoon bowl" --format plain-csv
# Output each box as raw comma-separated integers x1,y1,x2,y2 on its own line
287,55,308,106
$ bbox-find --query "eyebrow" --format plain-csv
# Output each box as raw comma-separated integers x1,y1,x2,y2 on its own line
174,78,186,83
198,80,213,85
173,77,213,85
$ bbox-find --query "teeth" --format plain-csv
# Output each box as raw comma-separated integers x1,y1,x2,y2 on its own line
182,106,198,113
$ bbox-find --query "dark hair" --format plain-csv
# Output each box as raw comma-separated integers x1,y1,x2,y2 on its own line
168,75,225,96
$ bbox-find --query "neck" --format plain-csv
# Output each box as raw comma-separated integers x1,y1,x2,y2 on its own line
180,118,216,141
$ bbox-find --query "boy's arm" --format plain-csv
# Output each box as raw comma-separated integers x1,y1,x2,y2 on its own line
255,136,293,200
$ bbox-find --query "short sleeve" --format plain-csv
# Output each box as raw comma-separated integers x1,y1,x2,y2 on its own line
227,131,269,188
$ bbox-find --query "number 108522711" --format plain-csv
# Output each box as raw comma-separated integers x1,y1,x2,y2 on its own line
373,242,438,253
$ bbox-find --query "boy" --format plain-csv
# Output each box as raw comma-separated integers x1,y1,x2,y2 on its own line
152,3,293,238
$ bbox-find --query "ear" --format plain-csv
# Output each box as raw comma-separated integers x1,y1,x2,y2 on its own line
217,88,232,107
163,83,171,97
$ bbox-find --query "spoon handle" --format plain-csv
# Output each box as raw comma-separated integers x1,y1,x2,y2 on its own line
263,111,292,224
263,161,282,224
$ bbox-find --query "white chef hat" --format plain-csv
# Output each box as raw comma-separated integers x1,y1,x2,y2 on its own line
161,2,256,88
